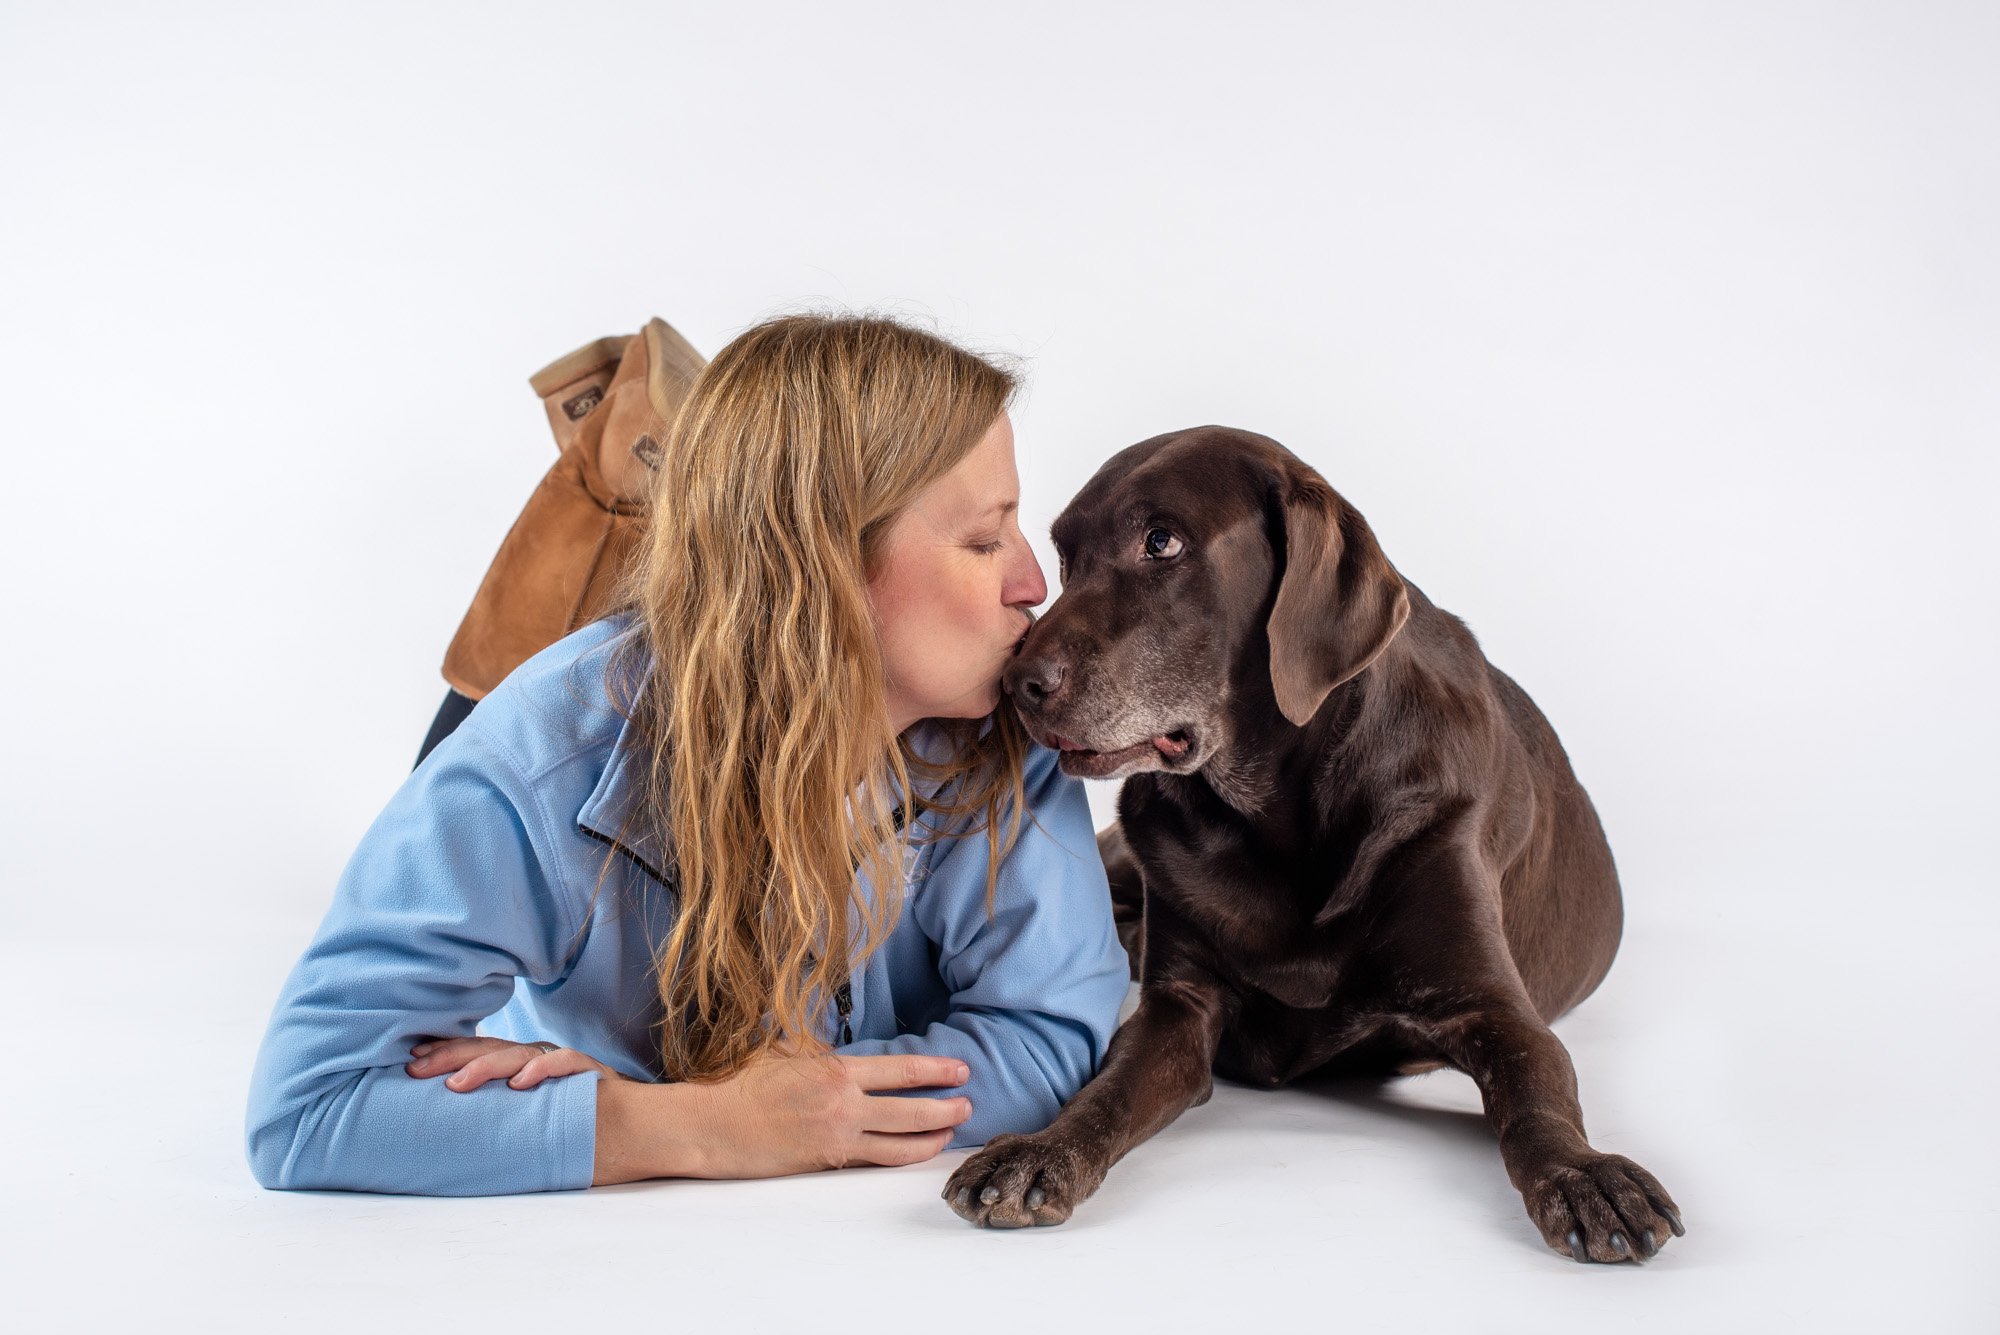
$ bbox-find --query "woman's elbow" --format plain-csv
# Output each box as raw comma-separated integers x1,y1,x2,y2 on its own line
245,1112,306,1190
245,1077,357,1192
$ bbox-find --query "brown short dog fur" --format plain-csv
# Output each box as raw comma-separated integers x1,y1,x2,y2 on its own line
943,426,1683,1263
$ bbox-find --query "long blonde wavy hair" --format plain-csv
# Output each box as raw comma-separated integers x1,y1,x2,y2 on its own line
594,312,1033,1083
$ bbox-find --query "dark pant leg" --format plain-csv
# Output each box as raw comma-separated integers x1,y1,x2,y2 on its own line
415,689,478,769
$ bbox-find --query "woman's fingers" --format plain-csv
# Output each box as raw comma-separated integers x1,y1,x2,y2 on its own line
508,1047,609,1089
836,1053,971,1092
860,1094,973,1135
441,1047,537,1091
847,1129,955,1168
405,1036,511,1079
405,1037,607,1091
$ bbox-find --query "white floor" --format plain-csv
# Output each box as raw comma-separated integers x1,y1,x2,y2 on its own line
6,5,1996,1328
9,884,1993,1333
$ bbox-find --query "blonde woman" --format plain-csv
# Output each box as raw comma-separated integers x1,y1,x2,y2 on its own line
245,314,1130,1195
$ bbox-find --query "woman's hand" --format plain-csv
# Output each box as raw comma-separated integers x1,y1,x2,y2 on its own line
588,1047,975,1185
688,1049,974,1177
406,1036,624,1091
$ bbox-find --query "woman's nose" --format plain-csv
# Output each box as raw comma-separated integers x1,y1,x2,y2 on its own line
1008,544,1048,609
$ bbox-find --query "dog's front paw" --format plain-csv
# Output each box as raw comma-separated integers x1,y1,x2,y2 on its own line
1521,1150,1685,1263
942,1132,1104,1228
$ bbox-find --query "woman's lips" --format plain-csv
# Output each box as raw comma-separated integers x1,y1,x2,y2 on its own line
1012,610,1037,654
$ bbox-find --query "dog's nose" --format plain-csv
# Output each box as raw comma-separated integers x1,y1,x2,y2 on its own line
1006,655,1065,707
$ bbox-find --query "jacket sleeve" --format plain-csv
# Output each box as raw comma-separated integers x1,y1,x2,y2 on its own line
835,743,1132,1147
244,724,603,1196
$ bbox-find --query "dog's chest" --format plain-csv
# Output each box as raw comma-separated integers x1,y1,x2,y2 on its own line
1135,811,1358,1008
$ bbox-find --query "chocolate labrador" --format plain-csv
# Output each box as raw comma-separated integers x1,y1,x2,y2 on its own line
942,426,1683,1263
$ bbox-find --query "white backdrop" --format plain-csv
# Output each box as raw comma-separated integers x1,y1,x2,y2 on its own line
3,2,1994,1330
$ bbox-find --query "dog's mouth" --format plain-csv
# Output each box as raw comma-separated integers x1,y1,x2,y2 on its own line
1042,726,1195,778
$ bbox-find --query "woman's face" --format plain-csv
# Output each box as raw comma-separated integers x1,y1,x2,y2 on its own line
867,412,1048,734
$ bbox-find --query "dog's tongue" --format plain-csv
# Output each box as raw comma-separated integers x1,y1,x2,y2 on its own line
1054,733,1189,759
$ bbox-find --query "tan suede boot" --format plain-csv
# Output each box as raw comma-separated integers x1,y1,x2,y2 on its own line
440,318,707,700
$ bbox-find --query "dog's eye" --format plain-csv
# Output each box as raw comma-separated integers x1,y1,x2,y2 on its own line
1143,528,1183,560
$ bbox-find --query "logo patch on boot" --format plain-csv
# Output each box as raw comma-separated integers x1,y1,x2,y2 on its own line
562,387,604,420
631,434,663,470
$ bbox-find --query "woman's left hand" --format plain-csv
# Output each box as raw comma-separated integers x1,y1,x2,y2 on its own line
406,1036,626,1091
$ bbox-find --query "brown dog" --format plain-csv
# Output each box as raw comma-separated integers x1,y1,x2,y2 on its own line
943,426,1683,1263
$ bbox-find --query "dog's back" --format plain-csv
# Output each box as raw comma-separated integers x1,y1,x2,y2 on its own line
1483,659,1624,1020
1359,583,1623,1022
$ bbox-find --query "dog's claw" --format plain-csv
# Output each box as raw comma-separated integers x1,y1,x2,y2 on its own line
1532,1151,1680,1264
1025,1187,1045,1209
979,1185,1000,1205
1662,1206,1685,1237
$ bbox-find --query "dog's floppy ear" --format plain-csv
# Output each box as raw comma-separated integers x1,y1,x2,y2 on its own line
1267,465,1410,726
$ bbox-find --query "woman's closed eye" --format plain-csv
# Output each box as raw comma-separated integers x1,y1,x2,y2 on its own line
968,536,1006,556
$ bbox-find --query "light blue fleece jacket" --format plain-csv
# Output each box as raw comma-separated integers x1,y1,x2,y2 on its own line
244,614,1130,1196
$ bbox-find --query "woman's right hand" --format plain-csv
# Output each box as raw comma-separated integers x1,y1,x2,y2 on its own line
602,1050,973,1183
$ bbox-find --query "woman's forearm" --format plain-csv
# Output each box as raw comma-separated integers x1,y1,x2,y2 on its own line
592,1077,712,1185
247,1062,602,1195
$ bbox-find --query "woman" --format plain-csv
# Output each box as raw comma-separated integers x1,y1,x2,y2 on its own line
244,313,1131,1196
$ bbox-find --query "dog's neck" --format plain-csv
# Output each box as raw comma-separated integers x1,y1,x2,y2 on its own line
1188,639,1390,841
1193,733,1282,822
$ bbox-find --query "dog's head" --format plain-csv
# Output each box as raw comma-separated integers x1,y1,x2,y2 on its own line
1005,426,1409,780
